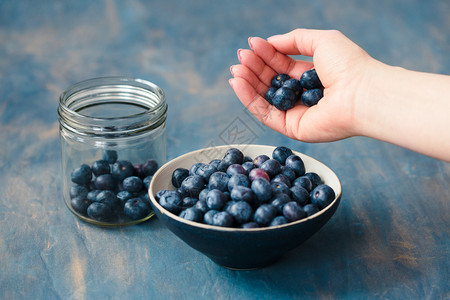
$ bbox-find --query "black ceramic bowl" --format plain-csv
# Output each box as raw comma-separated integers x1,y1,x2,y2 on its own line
148,144,342,269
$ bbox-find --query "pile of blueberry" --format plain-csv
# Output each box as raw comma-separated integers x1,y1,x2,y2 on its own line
69,150,158,223
156,147,335,228
265,69,324,110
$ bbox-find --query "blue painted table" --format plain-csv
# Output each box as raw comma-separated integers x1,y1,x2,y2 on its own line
0,1,448,299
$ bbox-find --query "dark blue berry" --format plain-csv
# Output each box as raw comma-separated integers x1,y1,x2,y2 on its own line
141,159,158,177
293,176,313,192
212,211,234,227
122,176,143,194
198,188,210,202
197,164,218,182
272,146,294,164
140,192,151,206
194,199,209,213
94,174,115,191
71,196,91,215
226,164,247,176
155,189,169,200
206,189,228,211
253,204,277,226
260,159,282,178
87,202,114,221
241,222,259,228
253,155,270,167
310,184,335,209
228,201,253,224
265,87,277,104
270,216,288,226
271,174,292,187
70,185,89,199
285,155,305,177
280,166,296,182
282,78,303,96
159,190,182,214
271,73,290,88
124,198,151,220
305,172,322,189
282,201,306,222
171,168,190,188
228,174,250,191
230,185,255,204
290,185,310,206
304,203,319,217
208,172,229,192
92,160,111,176
179,175,205,198
182,197,198,208
189,163,206,176
271,193,291,214
102,150,118,164
243,156,253,163
241,161,256,174
209,159,221,169
301,88,323,107
117,191,133,207
71,164,92,185
222,148,244,165
111,160,134,182
204,210,219,225
86,190,100,202
272,87,298,111
143,176,152,190
96,190,120,210
300,69,323,89
271,182,291,196
179,207,203,222
251,178,273,204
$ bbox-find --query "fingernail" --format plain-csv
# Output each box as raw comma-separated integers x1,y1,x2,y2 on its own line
228,78,234,88
230,65,235,76
248,37,254,48
237,49,243,62
267,34,281,41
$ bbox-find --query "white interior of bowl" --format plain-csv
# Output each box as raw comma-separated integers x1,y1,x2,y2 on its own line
149,144,342,231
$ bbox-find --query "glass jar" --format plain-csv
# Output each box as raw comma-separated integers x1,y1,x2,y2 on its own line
58,77,167,226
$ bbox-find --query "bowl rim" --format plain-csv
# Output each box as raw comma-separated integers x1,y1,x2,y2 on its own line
148,144,342,232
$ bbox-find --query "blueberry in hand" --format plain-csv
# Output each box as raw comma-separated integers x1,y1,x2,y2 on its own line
94,174,115,190
158,190,182,214
265,87,277,105
282,78,303,97
212,211,234,227
71,196,91,215
179,207,204,223
87,202,114,222
228,201,253,225
285,155,305,177
111,160,134,182
71,164,92,185
282,201,306,222
208,171,229,192
171,168,190,188
206,189,228,211
270,216,288,226
301,88,323,107
228,174,250,191
260,159,282,178
251,177,273,203
272,87,298,111
124,197,151,220
272,146,294,165
122,176,143,194
91,160,111,176
271,73,290,88
102,150,118,164
300,69,323,89
253,204,277,226
310,184,335,209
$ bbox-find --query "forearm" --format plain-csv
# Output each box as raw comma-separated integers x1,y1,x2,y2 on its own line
355,60,450,162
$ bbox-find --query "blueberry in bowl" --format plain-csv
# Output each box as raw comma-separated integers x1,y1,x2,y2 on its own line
148,145,342,269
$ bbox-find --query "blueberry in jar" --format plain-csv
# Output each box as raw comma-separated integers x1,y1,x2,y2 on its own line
171,168,190,188
300,69,323,89
143,176,152,190
124,197,151,220
301,88,323,107
71,164,92,185
102,150,118,164
271,73,290,88
111,160,134,182
87,202,114,222
96,190,120,210
141,159,158,177
91,160,111,177
122,176,143,194
70,185,89,199
86,190,100,202
310,184,335,209
71,196,91,215
117,191,133,207
94,174,115,191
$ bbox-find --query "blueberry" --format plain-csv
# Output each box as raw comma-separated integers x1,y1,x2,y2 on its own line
171,168,190,188
300,69,323,89
251,177,273,203
124,198,151,220
208,172,229,192
271,73,290,88
94,174,115,191
159,190,183,214
241,161,256,174
91,160,111,177
301,88,323,107
189,163,206,176
241,222,259,229
230,185,255,204
253,204,277,226
260,159,282,178
290,185,310,206
206,189,228,211
141,159,158,178
133,163,143,177
265,87,277,105
271,174,292,187
228,174,250,191
117,190,133,207
310,184,335,209
140,192,151,206
70,185,89,199
179,175,205,198
155,189,169,201
226,164,247,177
71,164,92,185
86,190,100,202
87,202,114,221
304,203,319,217
223,200,236,214
179,207,203,223
122,176,143,194
197,164,218,182
282,201,306,222
243,156,253,163
270,216,288,226
248,168,270,182
102,150,118,164
285,155,305,177
253,155,270,167
271,182,291,196
204,210,219,225
228,201,253,225
305,172,322,189
212,211,234,227
194,199,209,214
293,176,313,192
272,146,293,164
272,87,298,111
182,197,198,208
209,159,221,169
282,79,303,97
70,196,91,215
198,188,210,202
280,166,296,182
96,190,120,210
222,148,244,165
143,176,152,190
271,193,291,214
111,160,134,182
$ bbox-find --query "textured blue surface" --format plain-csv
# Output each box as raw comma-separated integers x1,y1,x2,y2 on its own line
0,0,449,299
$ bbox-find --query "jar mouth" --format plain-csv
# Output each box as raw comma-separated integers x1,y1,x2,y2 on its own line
58,77,167,137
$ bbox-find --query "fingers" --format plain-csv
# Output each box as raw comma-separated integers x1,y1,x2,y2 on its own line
237,48,277,87
230,64,268,97
267,28,329,57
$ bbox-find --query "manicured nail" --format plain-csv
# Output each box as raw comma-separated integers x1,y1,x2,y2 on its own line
237,49,243,62
230,65,235,76
248,37,254,49
228,78,234,88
